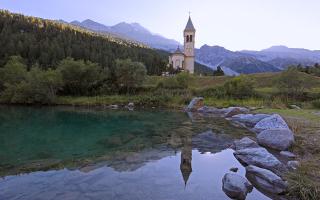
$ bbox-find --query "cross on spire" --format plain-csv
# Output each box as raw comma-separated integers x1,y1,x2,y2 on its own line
189,11,191,17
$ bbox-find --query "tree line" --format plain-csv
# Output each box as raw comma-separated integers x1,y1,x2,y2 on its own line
0,10,168,75
0,56,147,104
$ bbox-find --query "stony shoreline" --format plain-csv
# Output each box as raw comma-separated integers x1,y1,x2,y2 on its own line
186,97,298,200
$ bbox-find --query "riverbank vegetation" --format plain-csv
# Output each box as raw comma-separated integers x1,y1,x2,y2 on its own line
1,55,320,110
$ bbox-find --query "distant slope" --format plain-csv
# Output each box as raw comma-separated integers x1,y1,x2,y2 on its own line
197,45,320,74
70,19,181,51
240,45,320,69
196,45,279,74
0,10,168,75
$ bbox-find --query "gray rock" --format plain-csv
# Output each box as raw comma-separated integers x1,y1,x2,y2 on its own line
222,173,253,200
186,97,204,112
224,107,250,118
289,105,301,110
287,161,300,170
280,151,296,159
257,129,294,151
246,165,288,194
231,114,270,127
233,137,260,150
197,106,219,113
254,114,289,132
128,102,134,107
234,147,287,177
108,105,119,109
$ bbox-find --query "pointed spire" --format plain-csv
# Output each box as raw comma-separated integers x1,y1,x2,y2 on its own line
184,16,195,32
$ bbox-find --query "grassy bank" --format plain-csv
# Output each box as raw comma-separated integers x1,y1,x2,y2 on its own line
255,109,320,200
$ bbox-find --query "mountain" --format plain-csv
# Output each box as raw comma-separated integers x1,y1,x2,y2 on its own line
240,46,320,69
0,10,169,75
196,45,320,74
70,19,181,50
195,45,280,74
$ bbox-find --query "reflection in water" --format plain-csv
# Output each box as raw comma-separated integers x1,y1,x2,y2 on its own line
180,129,193,187
0,106,272,200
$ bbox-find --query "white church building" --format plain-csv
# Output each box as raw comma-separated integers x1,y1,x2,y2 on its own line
168,16,196,74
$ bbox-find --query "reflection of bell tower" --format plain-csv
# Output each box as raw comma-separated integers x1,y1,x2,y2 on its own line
180,132,193,187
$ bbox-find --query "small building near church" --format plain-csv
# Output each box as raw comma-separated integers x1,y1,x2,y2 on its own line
168,16,196,74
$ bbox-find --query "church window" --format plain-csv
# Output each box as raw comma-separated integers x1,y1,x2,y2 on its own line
190,35,193,42
186,35,189,42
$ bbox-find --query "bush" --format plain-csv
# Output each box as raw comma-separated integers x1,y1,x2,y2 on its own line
0,56,27,91
115,59,147,93
57,57,106,96
276,68,310,99
1,67,63,104
311,99,320,109
223,75,255,99
157,72,193,89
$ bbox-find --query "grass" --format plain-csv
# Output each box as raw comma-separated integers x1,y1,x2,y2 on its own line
254,108,320,200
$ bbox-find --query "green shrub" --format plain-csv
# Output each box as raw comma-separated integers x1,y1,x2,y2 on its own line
1,67,63,104
223,75,255,99
115,59,147,93
276,68,311,99
311,99,320,109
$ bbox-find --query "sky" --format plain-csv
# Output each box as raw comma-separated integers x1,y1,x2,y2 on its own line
1,0,320,51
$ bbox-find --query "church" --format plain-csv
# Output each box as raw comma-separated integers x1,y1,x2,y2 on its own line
168,16,196,74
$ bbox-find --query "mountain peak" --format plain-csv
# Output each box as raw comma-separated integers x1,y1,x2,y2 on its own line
262,45,289,52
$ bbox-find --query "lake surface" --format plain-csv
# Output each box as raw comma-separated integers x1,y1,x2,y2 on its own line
0,106,271,200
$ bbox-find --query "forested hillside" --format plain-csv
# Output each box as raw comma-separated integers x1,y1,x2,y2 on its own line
0,10,168,75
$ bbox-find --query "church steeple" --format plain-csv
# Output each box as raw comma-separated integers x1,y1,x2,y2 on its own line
184,16,196,32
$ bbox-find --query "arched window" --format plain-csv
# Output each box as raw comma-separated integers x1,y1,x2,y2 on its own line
190,35,193,42
186,35,189,42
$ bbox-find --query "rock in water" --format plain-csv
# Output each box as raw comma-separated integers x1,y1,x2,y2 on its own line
257,129,294,151
231,114,270,127
246,165,288,194
224,107,249,118
254,114,289,132
234,147,287,177
233,137,260,150
186,97,204,112
222,173,253,200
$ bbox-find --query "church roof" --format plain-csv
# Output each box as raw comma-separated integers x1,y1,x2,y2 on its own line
173,46,184,55
184,16,195,31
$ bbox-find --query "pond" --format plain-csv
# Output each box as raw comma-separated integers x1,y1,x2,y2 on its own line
0,106,272,200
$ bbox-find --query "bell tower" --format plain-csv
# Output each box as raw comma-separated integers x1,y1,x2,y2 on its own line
184,15,196,74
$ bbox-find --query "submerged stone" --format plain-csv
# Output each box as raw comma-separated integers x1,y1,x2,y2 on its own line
231,114,270,127
186,97,204,112
222,173,253,200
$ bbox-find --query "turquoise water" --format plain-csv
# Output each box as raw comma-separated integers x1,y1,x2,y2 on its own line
0,106,272,200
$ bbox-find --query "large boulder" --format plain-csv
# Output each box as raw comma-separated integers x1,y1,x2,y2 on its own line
231,114,270,127
234,147,287,177
197,106,220,114
257,129,294,151
232,137,260,150
246,165,288,194
186,97,204,112
222,173,253,200
254,114,289,132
